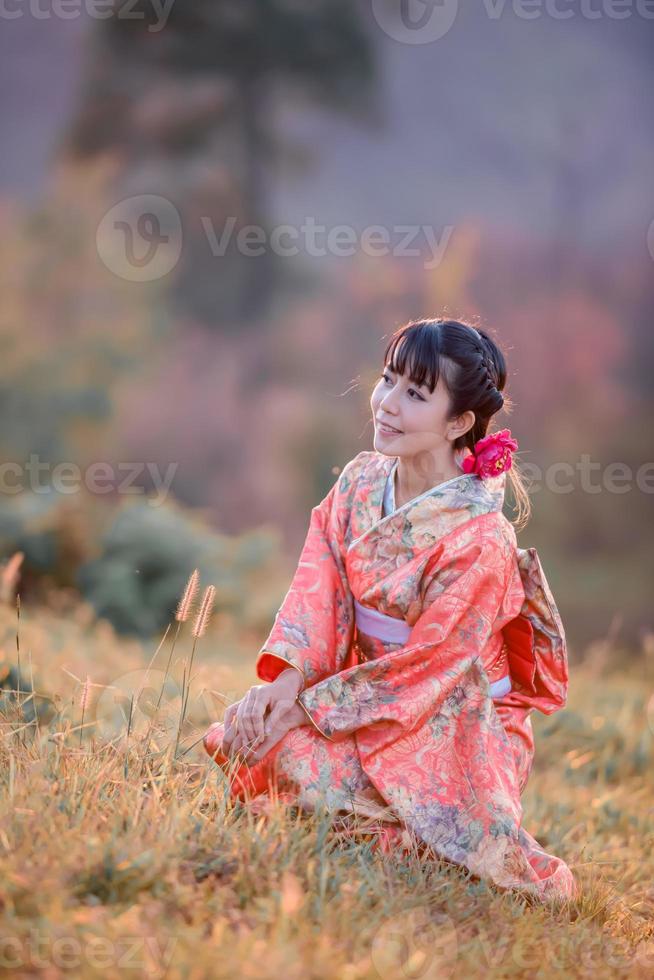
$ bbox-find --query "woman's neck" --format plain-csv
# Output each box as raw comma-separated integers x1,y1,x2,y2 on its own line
394,449,462,509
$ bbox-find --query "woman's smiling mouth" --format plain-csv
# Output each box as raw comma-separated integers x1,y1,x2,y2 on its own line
376,419,403,435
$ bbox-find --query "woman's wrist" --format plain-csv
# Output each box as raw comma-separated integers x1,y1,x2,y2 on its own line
290,696,311,727
274,666,304,697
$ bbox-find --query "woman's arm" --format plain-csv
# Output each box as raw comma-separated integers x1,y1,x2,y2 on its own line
222,455,369,760
254,454,368,687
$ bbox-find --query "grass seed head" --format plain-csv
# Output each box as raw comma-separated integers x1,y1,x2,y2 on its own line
176,569,200,623
192,585,216,639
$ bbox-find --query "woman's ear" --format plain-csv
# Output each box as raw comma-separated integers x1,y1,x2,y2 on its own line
447,410,475,442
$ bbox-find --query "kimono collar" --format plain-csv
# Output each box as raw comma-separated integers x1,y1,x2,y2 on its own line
345,450,507,555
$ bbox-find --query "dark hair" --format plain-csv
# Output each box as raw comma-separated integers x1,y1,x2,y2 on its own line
382,317,531,530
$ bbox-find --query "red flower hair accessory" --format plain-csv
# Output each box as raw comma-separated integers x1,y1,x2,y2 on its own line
461,428,518,478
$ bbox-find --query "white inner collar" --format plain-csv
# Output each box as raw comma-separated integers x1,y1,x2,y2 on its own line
384,450,466,516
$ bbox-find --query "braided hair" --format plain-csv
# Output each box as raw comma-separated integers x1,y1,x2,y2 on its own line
381,317,531,529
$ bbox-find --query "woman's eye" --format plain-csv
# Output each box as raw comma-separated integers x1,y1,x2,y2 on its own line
380,373,423,400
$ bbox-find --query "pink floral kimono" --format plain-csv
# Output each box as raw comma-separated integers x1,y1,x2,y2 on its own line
206,450,576,903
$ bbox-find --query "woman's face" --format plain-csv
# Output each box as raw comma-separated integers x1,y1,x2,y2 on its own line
370,360,473,459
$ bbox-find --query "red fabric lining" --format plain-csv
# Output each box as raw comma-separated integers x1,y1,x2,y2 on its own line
502,614,537,694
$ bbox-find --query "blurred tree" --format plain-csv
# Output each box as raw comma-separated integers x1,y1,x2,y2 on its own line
63,0,378,326
0,160,162,467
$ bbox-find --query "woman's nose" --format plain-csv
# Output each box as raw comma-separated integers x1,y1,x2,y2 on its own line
380,390,399,414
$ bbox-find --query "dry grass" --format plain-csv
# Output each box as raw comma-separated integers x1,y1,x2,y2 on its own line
1,594,653,979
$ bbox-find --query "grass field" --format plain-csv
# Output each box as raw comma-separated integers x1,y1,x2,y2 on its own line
1,594,653,979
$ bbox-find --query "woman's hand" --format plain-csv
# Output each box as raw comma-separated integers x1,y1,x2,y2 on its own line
241,698,308,765
221,668,303,760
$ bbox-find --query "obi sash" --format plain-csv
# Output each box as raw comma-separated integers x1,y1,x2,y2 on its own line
354,599,512,699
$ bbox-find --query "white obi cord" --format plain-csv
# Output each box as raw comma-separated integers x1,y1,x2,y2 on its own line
354,598,512,698
354,599,412,644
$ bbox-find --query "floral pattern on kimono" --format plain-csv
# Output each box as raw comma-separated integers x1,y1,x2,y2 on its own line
212,450,576,903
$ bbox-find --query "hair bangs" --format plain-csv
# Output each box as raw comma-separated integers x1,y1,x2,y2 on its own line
383,321,442,394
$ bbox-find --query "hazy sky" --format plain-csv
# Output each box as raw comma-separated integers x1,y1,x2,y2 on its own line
1,3,652,254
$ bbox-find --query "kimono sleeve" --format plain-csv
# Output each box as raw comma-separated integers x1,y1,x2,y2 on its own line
297,514,515,743
500,547,569,714
254,455,366,688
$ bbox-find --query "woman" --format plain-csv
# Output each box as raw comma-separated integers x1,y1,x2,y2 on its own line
204,318,576,904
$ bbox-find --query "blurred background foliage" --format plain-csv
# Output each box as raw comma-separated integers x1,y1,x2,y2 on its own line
0,1,652,653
